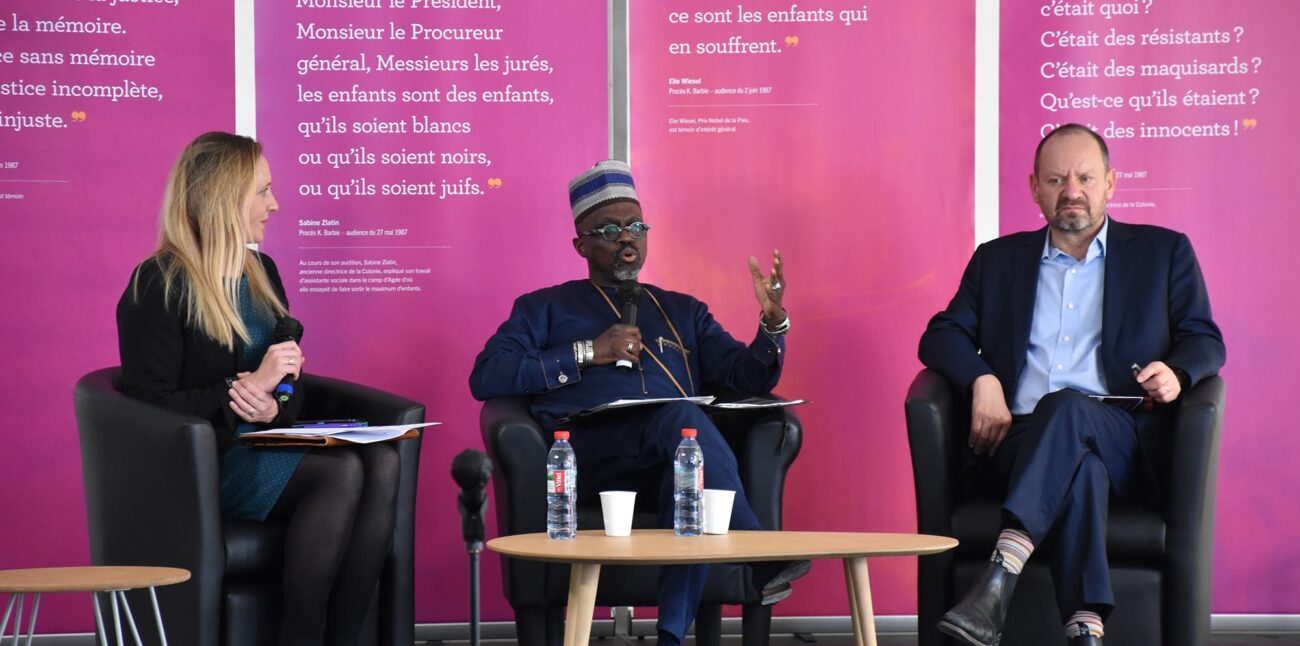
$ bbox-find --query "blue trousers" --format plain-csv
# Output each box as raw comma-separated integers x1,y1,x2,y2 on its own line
569,401,762,641
993,390,1141,622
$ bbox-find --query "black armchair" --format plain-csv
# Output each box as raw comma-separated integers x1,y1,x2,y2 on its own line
481,396,802,646
905,368,1224,646
74,367,424,646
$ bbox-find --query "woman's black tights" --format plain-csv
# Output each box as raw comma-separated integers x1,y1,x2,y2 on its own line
266,443,400,646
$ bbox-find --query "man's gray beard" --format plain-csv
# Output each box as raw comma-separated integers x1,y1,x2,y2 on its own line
613,264,641,281
1050,208,1098,232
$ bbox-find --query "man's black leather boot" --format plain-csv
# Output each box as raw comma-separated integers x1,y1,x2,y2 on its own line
936,551,1019,646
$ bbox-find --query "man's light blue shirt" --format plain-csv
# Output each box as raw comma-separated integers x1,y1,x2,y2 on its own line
1011,218,1110,415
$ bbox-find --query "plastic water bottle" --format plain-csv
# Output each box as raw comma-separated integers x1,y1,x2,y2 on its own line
546,430,577,540
673,428,704,536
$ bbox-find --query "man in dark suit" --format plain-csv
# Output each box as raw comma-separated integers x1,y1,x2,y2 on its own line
918,124,1225,646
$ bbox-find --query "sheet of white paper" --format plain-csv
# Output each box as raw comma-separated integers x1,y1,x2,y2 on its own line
561,396,716,421
707,398,807,410
243,422,440,439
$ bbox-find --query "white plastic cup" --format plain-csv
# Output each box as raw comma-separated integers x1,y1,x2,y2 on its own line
702,489,736,535
599,491,637,537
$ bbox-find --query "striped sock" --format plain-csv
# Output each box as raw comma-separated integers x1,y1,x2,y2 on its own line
1064,610,1104,638
993,528,1033,575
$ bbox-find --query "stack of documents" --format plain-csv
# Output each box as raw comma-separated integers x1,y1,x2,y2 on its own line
560,396,807,422
241,422,439,447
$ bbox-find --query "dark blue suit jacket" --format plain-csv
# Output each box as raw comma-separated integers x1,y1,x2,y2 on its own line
919,217,1225,405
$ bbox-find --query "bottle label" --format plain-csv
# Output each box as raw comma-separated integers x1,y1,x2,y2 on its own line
697,466,704,492
549,469,574,495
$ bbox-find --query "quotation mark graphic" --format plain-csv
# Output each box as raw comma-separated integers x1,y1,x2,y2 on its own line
487,178,503,189
70,111,87,122
784,36,800,47
1241,118,1258,129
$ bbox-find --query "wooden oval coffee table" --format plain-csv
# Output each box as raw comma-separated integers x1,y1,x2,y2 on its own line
0,566,190,645
488,530,957,646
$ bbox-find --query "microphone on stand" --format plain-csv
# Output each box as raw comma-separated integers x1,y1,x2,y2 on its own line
452,449,493,646
615,280,642,371
451,449,492,552
273,317,304,408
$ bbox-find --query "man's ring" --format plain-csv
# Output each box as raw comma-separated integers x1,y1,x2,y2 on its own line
626,341,635,353
246,407,255,414
771,281,783,291
288,359,296,365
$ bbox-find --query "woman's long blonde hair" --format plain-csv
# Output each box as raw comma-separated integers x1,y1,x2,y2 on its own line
137,132,287,350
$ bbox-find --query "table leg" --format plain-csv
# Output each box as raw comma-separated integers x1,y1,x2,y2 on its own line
842,557,877,646
92,592,109,646
13,593,24,644
22,592,40,646
109,590,123,646
1,594,15,638
147,587,169,646
115,591,143,646
563,563,601,646
843,561,864,642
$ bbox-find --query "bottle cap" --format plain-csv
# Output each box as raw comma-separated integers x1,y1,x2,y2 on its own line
554,430,570,440
681,428,697,438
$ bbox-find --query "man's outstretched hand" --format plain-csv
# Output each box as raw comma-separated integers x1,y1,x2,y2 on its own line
749,249,787,325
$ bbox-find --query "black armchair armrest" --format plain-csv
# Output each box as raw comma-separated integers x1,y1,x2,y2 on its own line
709,405,803,531
480,396,552,608
905,368,967,646
298,373,425,425
1164,375,1224,646
75,367,225,646
481,396,549,537
904,368,967,538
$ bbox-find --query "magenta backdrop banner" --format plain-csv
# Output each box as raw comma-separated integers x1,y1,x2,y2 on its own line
253,0,607,622
0,0,234,632
629,1,975,616
1001,0,1300,611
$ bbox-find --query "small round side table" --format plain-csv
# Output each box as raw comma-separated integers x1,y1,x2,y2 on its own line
0,566,190,646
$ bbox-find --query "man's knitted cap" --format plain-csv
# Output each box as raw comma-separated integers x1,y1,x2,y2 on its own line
568,160,639,221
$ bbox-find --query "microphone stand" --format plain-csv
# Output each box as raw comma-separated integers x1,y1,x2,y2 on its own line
453,450,491,646
458,494,484,646
468,538,481,646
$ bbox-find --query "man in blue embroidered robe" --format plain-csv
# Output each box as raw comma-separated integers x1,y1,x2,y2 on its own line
469,160,807,645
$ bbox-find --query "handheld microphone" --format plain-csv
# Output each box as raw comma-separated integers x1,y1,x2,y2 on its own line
615,280,642,371
273,317,304,407
451,449,493,552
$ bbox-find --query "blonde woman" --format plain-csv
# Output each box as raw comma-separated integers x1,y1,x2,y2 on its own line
117,132,398,646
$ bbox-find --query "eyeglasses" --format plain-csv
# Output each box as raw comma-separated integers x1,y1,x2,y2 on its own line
579,222,652,241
